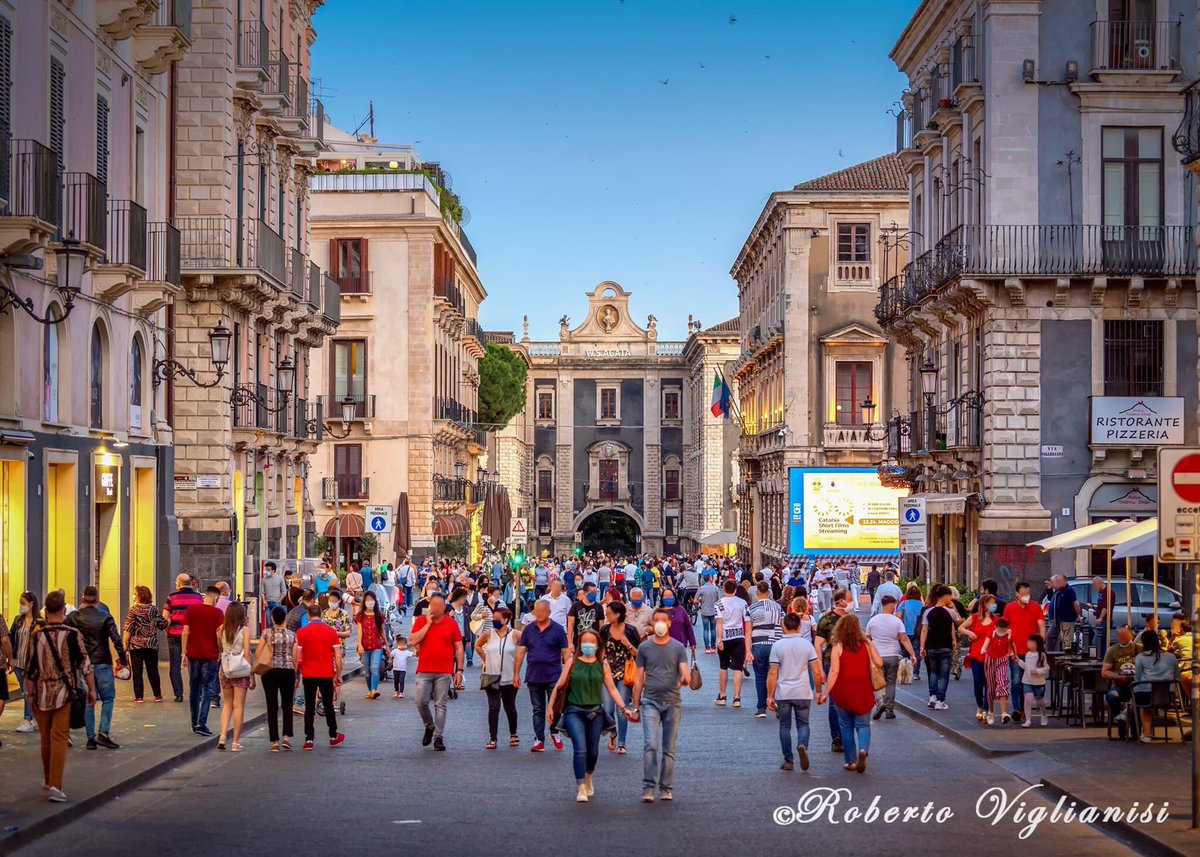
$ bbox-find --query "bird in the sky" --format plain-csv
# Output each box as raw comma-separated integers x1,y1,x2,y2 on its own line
659,78,669,85
764,55,771,60
729,14,737,24
838,148,844,157
699,62,706,69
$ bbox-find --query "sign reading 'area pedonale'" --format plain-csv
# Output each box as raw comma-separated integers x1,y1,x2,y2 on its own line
1089,396,1185,445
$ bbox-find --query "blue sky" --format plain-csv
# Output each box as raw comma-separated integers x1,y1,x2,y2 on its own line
312,0,919,340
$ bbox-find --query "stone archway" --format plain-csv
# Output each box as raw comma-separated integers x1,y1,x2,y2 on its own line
577,509,641,555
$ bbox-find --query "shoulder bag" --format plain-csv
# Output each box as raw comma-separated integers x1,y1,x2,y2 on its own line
253,630,275,676
688,652,703,691
867,643,887,692
44,627,87,729
221,631,253,679
550,659,577,724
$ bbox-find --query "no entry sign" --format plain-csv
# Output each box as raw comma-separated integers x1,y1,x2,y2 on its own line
1157,447,1200,562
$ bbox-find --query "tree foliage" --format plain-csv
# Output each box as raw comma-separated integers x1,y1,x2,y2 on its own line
478,341,528,430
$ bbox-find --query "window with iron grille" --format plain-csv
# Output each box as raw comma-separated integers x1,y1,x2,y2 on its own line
1103,320,1164,396
837,223,870,262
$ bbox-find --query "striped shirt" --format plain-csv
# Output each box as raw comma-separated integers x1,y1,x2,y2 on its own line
747,598,784,645
164,589,204,637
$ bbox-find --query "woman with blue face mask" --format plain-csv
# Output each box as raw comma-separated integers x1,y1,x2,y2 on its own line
547,629,635,803
475,608,521,749
660,589,697,655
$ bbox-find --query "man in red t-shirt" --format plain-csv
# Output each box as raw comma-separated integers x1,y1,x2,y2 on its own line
295,604,345,749
1002,580,1046,724
181,586,224,736
409,593,464,751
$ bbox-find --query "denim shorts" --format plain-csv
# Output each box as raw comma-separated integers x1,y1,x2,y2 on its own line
1027,684,1045,700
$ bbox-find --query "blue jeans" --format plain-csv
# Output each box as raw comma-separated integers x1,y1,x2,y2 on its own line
776,699,811,763
602,680,633,747
85,664,116,738
827,691,841,743
641,696,681,791
599,583,609,598
363,649,383,692
702,616,717,649
562,704,604,782
837,707,871,765
908,635,921,677
14,667,32,719
1009,658,1024,714
464,628,476,666
188,659,218,729
925,648,952,701
752,642,773,713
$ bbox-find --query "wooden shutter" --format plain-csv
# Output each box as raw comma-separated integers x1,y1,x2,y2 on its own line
0,15,11,131
334,443,362,478
50,57,65,170
95,94,108,185
359,237,368,283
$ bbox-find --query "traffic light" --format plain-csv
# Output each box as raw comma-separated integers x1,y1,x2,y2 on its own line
574,545,583,557
511,549,525,569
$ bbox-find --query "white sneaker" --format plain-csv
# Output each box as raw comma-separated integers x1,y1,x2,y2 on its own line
47,787,67,803
17,720,36,734
576,785,589,803
986,713,995,725
1138,735,1153,744
934,701,949,710
1040,715,1049,727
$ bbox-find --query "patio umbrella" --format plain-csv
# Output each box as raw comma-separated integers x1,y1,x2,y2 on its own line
1092,519,1158,636
1027,520,1123,551
393,493,412,556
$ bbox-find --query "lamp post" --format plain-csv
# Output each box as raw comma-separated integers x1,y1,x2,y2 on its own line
919,358,938,450
0,234,86,324
153,322,232,387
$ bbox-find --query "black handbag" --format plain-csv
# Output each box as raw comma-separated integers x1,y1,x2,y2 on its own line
43,628,86,729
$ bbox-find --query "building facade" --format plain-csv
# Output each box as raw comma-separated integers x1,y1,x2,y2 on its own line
517,284,736,557
731,155,910,570
307,126,486,565
0,0,192,622
882,0,1197,593
171,0,338,593
487,330,533,549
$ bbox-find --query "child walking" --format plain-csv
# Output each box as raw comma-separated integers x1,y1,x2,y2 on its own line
1021,634,1050,727
983,618,1017,724
391,637,412,699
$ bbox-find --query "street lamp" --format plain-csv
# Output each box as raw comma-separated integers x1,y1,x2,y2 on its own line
153,321,232,388
0,234,86,325
919,359,938,402
859,396,912,445
230,356,296,413
306,395,356,438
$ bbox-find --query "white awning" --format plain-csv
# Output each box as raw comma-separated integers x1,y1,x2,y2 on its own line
1111,528,1158,560
1027,519,1151,552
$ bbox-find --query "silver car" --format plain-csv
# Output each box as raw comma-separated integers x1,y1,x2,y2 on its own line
1067,577,1183,631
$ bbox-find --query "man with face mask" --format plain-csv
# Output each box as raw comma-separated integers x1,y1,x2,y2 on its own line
261,562,285,617
631,608,691,802
567,582,603,642
1003,581,1046,724
1101,624,1142,737
626,588,654,640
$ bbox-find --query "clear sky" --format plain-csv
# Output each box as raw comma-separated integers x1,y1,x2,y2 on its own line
311,0,920,341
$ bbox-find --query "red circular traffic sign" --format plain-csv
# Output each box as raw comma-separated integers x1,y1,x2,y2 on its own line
1171,453,1200,504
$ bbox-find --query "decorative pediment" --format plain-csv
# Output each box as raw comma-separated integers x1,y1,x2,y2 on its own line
561,281,651,342
818,321,888,346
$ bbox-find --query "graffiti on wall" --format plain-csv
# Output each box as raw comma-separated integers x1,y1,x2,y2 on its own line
982,543,1045,601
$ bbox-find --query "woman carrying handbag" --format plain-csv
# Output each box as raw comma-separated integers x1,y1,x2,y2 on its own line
474,607,521,749
819,613,883,774
217,603,255,752
256,605,297,751
599,602,640,754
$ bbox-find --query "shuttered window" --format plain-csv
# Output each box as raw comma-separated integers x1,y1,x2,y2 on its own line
95,95,108,185
0,15,12,131
50,57,65,170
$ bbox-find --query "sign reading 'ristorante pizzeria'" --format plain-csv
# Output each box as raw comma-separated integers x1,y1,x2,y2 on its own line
1089,396,1185,445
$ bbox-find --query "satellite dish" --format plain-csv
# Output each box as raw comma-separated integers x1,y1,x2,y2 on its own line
459,207,471,226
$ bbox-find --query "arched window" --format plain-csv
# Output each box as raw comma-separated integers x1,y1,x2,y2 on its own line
43,309,60,422
129,336,144,430
90,323,106,429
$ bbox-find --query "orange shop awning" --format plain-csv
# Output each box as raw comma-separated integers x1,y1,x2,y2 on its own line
324,514,365,538
433,513,469,537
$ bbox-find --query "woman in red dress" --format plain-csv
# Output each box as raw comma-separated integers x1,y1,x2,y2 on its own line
819,613,883,773
959,595,999,722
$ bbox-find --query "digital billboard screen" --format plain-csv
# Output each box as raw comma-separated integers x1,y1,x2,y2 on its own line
788,467,908,555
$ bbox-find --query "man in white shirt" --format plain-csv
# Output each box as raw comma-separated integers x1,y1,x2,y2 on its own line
538,578,572,630
623,560,639,596
626,588,654,639
767,613,822,771
870,571,904,616
864,595,918,719
715,580,752,707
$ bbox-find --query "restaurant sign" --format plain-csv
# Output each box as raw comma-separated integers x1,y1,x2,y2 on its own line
1089,397,1184,445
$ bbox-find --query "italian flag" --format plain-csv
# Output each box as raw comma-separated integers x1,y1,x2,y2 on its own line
710,370,731,418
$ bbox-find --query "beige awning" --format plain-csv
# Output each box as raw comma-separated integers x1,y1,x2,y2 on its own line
920,493,973,515
699,530,738,545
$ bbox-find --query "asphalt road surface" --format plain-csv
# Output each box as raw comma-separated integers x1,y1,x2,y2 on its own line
14,650,1142,857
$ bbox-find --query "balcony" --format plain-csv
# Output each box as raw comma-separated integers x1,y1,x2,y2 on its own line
93,199,147,301
179,216,294,292
334,270,371,294
1,138,60,254
307,260,321,308
822,422,886,451
943,400,982,449
290,248,305,300
234,18,270,90
277,65,309,136
875,224,1197,324
950,34,980,93
1174,80,1200,165
433,476,468,503
832,260,874,288
258,219,286,286
318,393,374,420
233,383,271,430
323,272,341,324
261,52,292,115
134,221,181,313
296,397,322,441
297,97,326,156
1091,20,1180,75
435,276,466,317
133,0,192,74
322,475,369,502
60,172,107,255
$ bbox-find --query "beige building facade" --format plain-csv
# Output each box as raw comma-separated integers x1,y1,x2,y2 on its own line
731,155,909,570
171,0,338,590
307,126,486,565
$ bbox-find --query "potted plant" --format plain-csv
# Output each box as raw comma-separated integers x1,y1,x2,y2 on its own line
925,119,940,131
938,97,953,109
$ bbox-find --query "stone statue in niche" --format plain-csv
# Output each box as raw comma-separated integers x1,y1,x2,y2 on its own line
647,314,657,331
559,315,570,338
600,305,617,332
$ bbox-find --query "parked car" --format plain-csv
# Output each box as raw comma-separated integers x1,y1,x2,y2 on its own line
1066,576,1182,631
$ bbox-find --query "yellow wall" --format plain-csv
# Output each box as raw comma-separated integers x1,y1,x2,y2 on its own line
95,458,123,609
0,459,26,620
46,461,77,604
131,466,156,599
294,476,303,561
234,469,245,597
